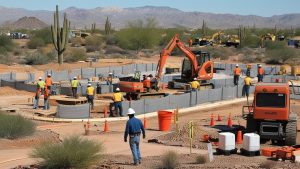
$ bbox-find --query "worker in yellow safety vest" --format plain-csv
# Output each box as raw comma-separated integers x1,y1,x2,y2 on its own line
190,78,200,91
86,83,95,110
110,87,124,117
71,77,79,98
243,75,252,98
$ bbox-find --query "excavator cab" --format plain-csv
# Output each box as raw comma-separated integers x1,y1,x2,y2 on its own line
181,51,212,82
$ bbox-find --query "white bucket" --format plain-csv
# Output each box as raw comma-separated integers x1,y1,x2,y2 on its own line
242,133,260,152
218,132,235,151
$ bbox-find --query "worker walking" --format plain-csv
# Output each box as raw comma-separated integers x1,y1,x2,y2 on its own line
71,77,79,98
233,64,241,85
243,75,252,103
124,108,146,166
43,86,50,110
86,83,95,110
257,64,264,82
190,78,200,91
45,74,53,94
110,88,124,117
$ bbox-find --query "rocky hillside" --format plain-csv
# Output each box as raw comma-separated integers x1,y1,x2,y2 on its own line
3,16,48,30
0,6,299,29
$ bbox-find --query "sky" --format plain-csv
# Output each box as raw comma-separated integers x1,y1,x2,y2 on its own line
0,0,299,17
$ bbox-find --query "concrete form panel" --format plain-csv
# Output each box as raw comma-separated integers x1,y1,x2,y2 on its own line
130,99,145,115
237,85,243,98
121,101,130,114
190,92,197,106
136,64,146,72
213,79,226,89
122,64,135,75
145,96,170,113
109,66,123,76
81,68,96,79
169,93,190,109
208,88,222,102
69,69,81,80
196,90,209,104
225,78,234,87
222,86,236,100
57,103,90,119
96,67,110,77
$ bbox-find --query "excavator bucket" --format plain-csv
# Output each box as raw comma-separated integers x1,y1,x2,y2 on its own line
198,61,214,80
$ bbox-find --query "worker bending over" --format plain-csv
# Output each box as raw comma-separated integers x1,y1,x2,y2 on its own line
233,64,241,85
190,78,200,91
71,77,79,98
110,88,124,117
257,64,264,82
86,83,95,110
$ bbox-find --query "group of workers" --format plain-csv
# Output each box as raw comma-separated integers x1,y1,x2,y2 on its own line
233,64,264,98
33,74,53,109
142,74,158,92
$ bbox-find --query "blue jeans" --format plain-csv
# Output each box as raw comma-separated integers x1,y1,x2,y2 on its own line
33,96,39,109
129,135,141,164
44,98,50,110
114,102,123,116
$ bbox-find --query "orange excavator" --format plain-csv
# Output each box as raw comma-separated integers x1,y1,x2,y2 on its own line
156,34,214,89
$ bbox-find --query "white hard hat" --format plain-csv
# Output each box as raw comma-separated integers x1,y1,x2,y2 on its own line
73,76,77,79
127,108,135,115
258,64,262,67
147,77,151,80
236,64,239,67
87,83,91,86
47,74,51,77
38,77,42,80
194,78,197,80
116,87,120,91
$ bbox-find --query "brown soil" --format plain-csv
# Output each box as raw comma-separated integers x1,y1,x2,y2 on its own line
0,130,61,150
0,87,34,96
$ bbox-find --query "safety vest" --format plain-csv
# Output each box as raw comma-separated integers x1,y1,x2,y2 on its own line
244,77,251,86
234,68,241,75
113,92,123,102
258,67,264,75
143,79,151,88
37,80,45,88
86,86,94,96
71,80,79,87
191,81,200,89
44,88,50,98
45,77,53,86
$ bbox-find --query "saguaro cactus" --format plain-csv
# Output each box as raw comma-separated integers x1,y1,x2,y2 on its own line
91,23,96,34
105,17,111,35
51,5,69,65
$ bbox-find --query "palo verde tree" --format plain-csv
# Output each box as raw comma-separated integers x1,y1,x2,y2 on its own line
51,5,70,65
105,17,112,35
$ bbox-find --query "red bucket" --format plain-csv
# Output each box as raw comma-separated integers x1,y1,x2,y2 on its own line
158,110,172,131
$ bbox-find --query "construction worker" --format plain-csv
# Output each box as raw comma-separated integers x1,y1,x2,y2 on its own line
257,64,264,82
33,83,41,109
37,77,45,95
246,64,252,77
143,77,151,92
43,85,50,110
45,74,53,94
106,72,113,85
243,75,252,99
190,78,200,91
124,108,145,166
86,83,95,110
71,77,79,98
110,87,124,117
233,64,241,85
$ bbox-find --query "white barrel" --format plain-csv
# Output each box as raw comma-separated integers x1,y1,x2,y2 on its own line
242,133,260,151
218,132,235,151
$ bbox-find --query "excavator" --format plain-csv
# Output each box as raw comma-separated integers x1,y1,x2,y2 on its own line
156,34,214,89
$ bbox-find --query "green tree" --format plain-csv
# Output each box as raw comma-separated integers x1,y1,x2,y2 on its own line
115,18,161,53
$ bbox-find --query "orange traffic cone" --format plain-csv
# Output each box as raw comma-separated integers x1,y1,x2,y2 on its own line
103,120,109,132
217,114,222,121
236,130,243,144
210,113,215,127
144,116,148,129
227,113,233,128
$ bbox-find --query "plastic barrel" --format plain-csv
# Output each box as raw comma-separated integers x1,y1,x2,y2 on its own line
158,111,172,131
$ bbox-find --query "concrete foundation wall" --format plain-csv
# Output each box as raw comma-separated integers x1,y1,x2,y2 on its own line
57,103,90,119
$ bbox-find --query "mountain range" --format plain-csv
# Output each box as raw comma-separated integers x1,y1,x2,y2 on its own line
0,6,300,30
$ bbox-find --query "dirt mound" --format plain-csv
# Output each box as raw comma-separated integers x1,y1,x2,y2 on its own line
5,16,48,30
0,86,34,96
0,129,60,149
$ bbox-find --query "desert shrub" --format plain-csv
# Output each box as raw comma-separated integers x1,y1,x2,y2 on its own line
65,47,87,62
24,50,55,65
265,41,299,64
27,37,45,49
104,34,116,45
195,154,208,164
105,45,127,54
0,35,15,54
243,35,260,48
0,54,14,65
85,35,102,52
0,113,35,139
31,135,103,169
161,151,179,169
207,46,236,60
30,27,52,44
71,37,83,47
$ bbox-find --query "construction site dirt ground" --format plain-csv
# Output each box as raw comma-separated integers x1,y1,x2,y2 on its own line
0,87,300,168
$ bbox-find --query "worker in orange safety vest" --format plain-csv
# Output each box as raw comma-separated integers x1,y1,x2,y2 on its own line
233,64,241,85
257,64,264,82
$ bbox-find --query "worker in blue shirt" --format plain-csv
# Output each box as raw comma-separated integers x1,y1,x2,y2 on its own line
124,108,146,166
